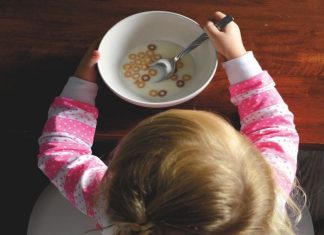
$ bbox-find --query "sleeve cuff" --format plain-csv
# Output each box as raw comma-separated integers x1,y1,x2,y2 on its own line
60,76,99,105
222,51,263,85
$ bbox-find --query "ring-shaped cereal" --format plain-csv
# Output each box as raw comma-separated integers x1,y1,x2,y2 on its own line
182,74,192,81
137,52,145,58
135,59,142,65
158,90,167,97
132,73,140,80
124,71,132,78
176,80,185,87
149,89,158,97
123,63,132,70
128,53,136,60
146,50,154,57
176,61,184,69
170,74,178,81
141,64,149,70
141,74,150,81
148,69,157,77
144,57,151,64
135,80,145,88
148,44,157,50
154,54,162,60
132,65,140,72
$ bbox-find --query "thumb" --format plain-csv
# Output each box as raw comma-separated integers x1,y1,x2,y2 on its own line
89,50,100,66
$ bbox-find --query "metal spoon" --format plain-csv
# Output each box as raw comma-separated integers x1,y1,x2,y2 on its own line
150,15,234,82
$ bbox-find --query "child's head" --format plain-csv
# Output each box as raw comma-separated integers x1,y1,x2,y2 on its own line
100,109,297,235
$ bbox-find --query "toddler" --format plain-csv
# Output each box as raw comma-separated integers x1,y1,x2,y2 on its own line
38,11,304,235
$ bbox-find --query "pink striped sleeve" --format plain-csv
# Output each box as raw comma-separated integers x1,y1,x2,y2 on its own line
37,96,108,225
229,71,299,195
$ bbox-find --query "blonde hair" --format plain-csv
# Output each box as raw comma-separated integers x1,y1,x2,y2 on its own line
100,109,304,235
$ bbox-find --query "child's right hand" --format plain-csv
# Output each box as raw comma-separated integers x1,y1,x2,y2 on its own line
204,11,247,60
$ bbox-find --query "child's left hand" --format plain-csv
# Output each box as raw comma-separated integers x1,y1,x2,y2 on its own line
74,40,100,83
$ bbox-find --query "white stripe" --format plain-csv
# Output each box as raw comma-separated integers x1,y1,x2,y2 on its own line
94,193,111,228
48,107,96,127
73,166,107,213
38,152,76,173
38,132,90,148
240,103,291,128
73,181,88,215
262,152,296,182
255,136,299,153
51,155,94,197
230,83,275,104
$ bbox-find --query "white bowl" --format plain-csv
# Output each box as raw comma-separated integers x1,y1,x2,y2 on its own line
98,11,217,108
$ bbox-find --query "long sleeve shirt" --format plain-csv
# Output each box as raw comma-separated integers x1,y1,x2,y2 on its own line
38,52,299,229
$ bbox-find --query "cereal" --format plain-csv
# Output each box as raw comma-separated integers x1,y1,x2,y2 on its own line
154,54,162,60
124,71,132,78
176,80,185,87
132,73,140,80
128,53,136,60
176,60,184,69
148,44,157,50
135,79,145,88
158,90,167,97
141,64,149,70
149,89,158,97
145,50,154,57
121,41,194,99
137,52,145,58
123,64,132,70
141,74,150,81
144,57,151,64
132,65,140,72
170,74,178,81
182,74,192,81
148,69,157,77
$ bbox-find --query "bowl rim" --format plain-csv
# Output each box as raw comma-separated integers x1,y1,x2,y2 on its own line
97,10,217,108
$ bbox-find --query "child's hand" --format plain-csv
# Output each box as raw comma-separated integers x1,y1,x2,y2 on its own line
74,40,100,83
204,11,247,60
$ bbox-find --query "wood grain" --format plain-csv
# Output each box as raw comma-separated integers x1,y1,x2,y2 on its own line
0,0,323,149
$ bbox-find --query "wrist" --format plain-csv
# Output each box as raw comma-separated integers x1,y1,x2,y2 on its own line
225,46,247,60
222,51,263,84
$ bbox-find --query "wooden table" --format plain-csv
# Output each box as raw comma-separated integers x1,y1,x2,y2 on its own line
1,0,323,149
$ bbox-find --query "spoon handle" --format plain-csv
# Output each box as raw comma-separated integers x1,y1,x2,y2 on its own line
174,15,234,61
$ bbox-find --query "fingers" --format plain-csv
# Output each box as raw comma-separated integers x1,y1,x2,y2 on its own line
204,20,221,36
214,11,226,20
204,11,228,34
90,50,100,65
82,41,101,67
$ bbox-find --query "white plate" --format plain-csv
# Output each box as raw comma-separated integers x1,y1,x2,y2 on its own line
27,184,102,235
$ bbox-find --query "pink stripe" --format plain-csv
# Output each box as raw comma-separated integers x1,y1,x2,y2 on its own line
274,168,294,196
255,141,285,153
242,116,292,136
237,90,283,119
83,170,106,217
52,97,98,118
43,116,95,144
229,71,273,97
42,154,77,179
39,142,89,155
262,149,297,167
64,159,103,206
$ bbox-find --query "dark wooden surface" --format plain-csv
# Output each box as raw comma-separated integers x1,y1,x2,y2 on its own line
0,1,323,233
1,0,324,149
